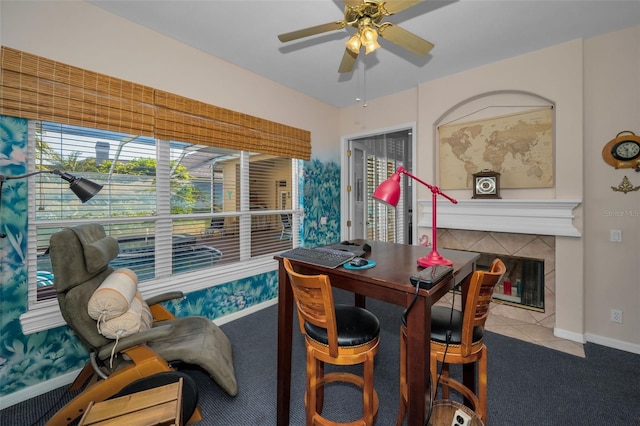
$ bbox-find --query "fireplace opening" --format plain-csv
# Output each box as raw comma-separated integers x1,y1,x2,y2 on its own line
474,252,545,312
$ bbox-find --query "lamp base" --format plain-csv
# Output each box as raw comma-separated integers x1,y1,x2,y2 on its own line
417,249,453,268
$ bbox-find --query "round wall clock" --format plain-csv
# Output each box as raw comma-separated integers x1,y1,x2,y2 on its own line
602,131,640,169
472,170,501,199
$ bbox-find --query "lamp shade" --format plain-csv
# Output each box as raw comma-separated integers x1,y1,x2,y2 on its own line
55,171,103,203
69,177,104,202
372,172,401,207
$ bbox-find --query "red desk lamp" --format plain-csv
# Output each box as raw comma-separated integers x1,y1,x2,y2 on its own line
372,166,457,267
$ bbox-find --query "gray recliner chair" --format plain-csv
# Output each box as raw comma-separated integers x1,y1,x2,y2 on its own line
46,223,237,425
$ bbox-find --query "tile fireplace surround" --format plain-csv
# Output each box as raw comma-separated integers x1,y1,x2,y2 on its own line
436,229,554,326
418,199,582,349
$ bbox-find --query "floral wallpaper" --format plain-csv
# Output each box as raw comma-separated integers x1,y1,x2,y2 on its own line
301,158,342,247
0,114,341,401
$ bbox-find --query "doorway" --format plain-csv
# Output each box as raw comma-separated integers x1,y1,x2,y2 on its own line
343,127,413,244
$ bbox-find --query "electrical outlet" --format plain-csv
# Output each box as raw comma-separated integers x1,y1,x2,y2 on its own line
451,409,472,426
610,229,622,242
611,309,623,324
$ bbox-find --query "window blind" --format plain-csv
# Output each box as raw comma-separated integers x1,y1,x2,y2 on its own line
32,119,295,301
0,46,155,136
1,46,312,161
155,91,311,160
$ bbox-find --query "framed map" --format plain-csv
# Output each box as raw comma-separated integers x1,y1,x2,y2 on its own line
438,107,553,189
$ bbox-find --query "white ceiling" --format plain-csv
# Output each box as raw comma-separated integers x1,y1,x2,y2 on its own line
89,0,640,108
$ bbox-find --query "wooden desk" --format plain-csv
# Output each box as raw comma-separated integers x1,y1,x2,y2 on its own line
275,241,479,426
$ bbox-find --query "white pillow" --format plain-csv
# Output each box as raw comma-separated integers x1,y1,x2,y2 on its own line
88,268,138,322
98,294,149,339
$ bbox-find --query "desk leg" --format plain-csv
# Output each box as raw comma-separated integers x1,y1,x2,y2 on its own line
405,295,428,426
277,263,294,426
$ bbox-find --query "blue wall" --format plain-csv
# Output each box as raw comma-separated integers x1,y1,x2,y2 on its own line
0,114,341,398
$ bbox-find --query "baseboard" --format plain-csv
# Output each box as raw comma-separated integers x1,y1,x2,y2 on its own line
213,298,277,326
553,327,586,344
0,300,277,410
553,328,640,355
0,368,82,410
584,333,640,355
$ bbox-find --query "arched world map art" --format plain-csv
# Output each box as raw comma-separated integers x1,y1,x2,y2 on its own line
438,107,553,190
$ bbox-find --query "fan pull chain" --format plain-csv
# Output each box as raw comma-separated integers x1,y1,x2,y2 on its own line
363,62,367,107
354,54,367,108
362,56,367,108
355,61,361,103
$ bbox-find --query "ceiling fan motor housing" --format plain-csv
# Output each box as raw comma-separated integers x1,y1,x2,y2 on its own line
345,1,386,28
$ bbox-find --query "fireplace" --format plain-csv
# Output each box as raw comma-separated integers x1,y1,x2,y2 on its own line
418,199,581,331
475,251,545,311
436,229,555,327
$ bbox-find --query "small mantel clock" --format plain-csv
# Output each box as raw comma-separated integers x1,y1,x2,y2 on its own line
472,170,501,199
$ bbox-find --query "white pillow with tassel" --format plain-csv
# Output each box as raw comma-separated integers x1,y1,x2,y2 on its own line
88,268,138,322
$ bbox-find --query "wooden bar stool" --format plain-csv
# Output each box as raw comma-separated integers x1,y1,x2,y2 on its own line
283,258,380,426
395,258,506,425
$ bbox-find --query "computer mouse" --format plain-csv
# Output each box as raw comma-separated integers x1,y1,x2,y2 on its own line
349,257,369,267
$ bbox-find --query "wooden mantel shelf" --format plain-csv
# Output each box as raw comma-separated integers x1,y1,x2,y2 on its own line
417,199,582,237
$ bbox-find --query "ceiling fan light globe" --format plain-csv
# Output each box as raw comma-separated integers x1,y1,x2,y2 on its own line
346,34,362,54
361,25,377,42
361,26,380,54
364,38,381,54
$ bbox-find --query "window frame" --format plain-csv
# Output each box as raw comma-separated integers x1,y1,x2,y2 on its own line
20,122,301,334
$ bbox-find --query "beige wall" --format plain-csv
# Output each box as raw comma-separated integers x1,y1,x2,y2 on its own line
339,88,419,137
0,0,340,162
340,28,640,352
583,26,640,350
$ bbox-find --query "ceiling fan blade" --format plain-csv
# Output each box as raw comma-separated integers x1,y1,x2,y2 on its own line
278,21,346,43
338,48,358,73
378,23,434,56
381,0,423,15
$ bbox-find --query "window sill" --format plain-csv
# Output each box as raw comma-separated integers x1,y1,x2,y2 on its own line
20,300,64,334
20,256,279,335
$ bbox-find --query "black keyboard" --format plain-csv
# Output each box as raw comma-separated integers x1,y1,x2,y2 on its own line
280,247,354,269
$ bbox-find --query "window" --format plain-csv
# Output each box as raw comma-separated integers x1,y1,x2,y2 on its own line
2,47,309,333
31,120,297,305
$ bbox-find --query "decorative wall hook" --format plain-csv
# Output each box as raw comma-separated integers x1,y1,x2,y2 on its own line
611,176,640,194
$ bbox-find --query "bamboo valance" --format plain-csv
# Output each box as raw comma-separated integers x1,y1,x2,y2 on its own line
155,90,311,159
0,46,155,136
0,46,311,160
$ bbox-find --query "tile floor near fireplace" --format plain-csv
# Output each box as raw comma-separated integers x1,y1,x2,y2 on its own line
485,313,585,357
435,293,585,358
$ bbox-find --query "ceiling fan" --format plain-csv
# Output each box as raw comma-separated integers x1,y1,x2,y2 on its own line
277,0,434,73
